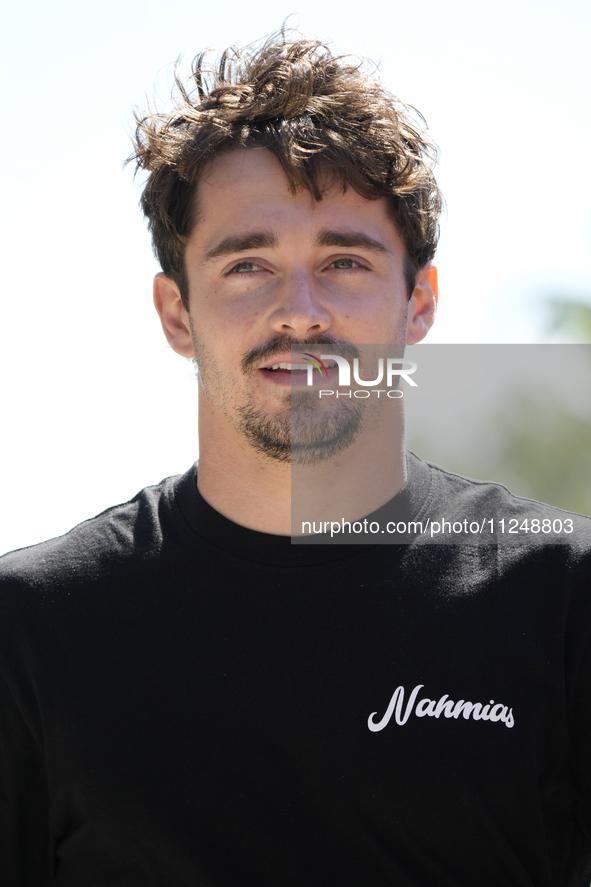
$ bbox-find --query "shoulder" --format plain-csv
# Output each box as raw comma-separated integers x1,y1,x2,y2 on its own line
420,456,591,550
402,456,591,601
393,459,591,639
0,470,189,597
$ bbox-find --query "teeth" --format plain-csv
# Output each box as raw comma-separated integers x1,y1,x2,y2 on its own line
268,363,309,371
265,362,338,371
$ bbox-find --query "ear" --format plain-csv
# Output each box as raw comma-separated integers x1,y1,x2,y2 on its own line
406,263,438,345
153,273,195,358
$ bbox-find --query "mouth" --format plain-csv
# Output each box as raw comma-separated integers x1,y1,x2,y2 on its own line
263,362,311,375
259,356,339,385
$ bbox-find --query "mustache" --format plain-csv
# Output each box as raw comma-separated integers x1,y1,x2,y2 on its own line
241,334,361,374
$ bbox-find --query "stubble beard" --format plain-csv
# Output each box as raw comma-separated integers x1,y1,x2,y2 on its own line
190,322,368,466
229,313,410,466
237,388,366,466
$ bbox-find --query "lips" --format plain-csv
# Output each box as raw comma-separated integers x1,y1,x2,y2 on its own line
259,355,338,373
258,355,339,387
259,353,307,371
264,362,310,373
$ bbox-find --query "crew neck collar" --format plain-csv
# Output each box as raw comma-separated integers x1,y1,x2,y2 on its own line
173,452,433,567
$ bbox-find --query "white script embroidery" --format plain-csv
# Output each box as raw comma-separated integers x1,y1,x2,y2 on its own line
368,684,514,732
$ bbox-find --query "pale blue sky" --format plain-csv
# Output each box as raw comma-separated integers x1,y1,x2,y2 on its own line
2,0,590,553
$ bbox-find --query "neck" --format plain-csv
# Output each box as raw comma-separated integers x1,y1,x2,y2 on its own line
196,391,407,537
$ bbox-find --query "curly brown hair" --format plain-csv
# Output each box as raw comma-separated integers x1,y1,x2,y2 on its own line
129,29,443,305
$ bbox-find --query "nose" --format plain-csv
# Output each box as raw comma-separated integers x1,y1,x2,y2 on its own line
269,269,332,337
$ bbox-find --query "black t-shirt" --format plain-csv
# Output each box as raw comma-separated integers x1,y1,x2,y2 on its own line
1,454,591,886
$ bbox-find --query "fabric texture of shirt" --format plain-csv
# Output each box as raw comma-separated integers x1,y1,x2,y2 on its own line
1,453,591,886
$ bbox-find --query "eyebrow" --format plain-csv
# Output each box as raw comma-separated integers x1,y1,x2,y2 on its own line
202,227,391,264
203,232,277,263
315,229,391,255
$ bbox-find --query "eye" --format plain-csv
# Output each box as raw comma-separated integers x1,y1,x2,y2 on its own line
328,257,368,271
227,261,264,275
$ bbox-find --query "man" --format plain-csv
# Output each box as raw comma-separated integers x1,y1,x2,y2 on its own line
1,30,591,887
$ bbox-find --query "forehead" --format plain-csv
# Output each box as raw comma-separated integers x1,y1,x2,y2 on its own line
190,147,404,256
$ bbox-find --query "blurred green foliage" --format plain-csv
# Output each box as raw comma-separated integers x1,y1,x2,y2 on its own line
546,298,591,343
406,306,591,516
415,389,591,517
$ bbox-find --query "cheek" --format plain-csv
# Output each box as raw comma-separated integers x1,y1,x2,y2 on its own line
347,300,406,341
192,288,260,345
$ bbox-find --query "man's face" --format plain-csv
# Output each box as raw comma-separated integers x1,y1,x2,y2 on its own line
156,147,436,463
